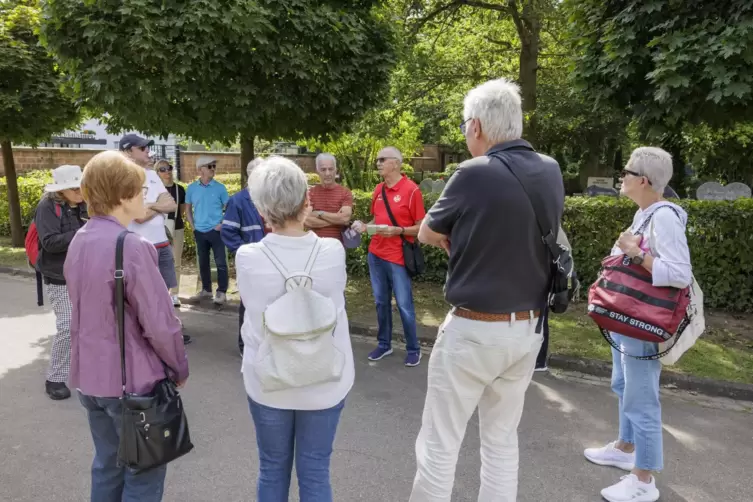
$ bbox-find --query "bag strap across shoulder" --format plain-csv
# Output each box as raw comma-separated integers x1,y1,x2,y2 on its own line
115,230,129,396
258,238,321,290
380,184,409,245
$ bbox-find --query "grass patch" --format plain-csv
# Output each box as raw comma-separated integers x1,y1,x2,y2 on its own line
0,237,30,269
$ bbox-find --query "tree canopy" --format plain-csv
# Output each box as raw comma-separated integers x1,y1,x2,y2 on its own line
40,0,398,183
0,0,79,246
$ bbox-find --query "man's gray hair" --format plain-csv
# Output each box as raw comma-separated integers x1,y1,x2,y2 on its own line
247,157,265,178
315,153,337,170
380,146,403,164
628,147,673,194
248,156,308,227
463,78,523,144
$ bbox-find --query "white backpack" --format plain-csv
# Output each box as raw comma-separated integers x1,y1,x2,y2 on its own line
255,239,345,392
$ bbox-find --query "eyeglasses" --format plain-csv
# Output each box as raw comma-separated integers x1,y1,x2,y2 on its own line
142,186,149,196
375,157,398,165
136,146,148,152
204,164,217,170
621,169,652,185
158,166,173,173
459,118,473,135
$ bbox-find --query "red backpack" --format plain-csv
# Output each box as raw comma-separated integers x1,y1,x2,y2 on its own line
25,203,61,267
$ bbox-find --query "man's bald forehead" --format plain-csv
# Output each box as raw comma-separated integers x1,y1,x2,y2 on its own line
378,146,402,162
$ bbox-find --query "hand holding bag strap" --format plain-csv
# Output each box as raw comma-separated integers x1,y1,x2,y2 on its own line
380,184,409,244
115,230,129,397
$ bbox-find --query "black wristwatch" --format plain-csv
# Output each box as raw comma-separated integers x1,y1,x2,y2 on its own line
400,227,405,235
631,251,645,265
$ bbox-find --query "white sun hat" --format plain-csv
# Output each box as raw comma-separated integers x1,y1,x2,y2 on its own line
45,164,83,192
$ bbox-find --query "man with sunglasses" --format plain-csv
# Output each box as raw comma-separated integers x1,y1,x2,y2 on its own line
119,135,190,344
155,159,186,306
185,155,230,305
352,147,426,367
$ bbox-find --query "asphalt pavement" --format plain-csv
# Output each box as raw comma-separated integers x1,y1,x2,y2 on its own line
0,274,751,502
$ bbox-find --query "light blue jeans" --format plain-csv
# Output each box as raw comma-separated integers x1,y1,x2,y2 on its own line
610,333,663,471
248,397,345,502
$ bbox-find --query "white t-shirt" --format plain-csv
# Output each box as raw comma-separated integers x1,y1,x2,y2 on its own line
236,231,354,410
128,169,168,244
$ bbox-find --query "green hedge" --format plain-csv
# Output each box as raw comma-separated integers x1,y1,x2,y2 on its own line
3,171,752,311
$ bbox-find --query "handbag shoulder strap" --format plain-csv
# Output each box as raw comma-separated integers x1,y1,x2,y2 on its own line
380,184,409,244
490,152,560,258
115,230,129,395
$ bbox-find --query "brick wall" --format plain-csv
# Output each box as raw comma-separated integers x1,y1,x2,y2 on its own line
0,147,318,180
0,147,102,176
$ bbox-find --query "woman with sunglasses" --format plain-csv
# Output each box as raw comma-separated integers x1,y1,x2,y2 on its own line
583,147,692,502
155,159,186,306
34,164,88,400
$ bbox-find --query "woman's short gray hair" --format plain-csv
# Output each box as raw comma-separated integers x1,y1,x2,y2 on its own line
248,156,308,227
463,78,523,144
627,147,673,194
247,157,265,178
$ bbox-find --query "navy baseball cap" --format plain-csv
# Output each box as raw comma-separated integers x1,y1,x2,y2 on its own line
119,134,154,151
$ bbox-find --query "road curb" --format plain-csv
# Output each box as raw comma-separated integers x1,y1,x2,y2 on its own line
0,266,35,279
0,279,746,401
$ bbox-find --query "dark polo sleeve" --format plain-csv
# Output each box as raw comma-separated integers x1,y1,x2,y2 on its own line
425,167,469,235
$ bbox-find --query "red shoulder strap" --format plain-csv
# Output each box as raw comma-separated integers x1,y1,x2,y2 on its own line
55,204,61,217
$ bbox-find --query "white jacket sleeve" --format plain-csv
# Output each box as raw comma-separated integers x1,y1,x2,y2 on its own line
649,210,692,288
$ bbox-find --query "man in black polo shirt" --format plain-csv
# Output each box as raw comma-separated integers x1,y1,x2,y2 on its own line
409,78,564,502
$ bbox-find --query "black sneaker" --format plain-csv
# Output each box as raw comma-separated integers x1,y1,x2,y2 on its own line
183,334,193,345
45,381,71,400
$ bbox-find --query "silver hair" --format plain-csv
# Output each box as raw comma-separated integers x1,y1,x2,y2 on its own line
628,147,673,194
463,78,523,144
315,153,337,170
379,146,403,164
246,157,265,178
248,156,308,227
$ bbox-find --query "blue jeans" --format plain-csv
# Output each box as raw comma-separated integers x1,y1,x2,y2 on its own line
194,229,228,293
248,398,345,502
610,333,663,471
78,393,167,502
367,252,420,355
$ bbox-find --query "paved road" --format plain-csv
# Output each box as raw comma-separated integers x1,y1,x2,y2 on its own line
1,274,751,502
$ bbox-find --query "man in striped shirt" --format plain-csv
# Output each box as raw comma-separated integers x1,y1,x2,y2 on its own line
306,153,353,243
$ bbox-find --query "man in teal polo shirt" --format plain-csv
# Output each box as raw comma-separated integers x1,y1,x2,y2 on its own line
186,155,230,305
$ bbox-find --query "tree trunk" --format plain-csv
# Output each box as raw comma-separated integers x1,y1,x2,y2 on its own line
1,140,24,247
519,33,539,140
661,133,686,197
578,132,611,191
240,135,255,189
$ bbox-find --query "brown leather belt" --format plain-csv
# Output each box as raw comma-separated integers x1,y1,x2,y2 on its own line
453,308,541,322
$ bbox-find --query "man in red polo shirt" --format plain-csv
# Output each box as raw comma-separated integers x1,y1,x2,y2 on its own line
353,146,426,366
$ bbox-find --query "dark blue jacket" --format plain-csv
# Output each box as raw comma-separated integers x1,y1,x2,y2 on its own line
221,189,265,254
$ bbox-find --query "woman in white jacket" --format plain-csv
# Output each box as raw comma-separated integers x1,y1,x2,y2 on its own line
235,156,354,502
583,147,692,502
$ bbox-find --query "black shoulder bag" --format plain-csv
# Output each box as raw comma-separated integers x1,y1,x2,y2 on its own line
490,153,580,317
115,230,194,472
381,184,425,278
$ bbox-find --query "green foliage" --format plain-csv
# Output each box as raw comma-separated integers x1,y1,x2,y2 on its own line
40,0,397,143
5,170,752,312
304,109,424,190
0,170,51,235
0,0,79,144
567,0,753,129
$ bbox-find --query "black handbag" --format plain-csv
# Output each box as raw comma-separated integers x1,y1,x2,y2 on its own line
380,184,425,278
114,230,194,471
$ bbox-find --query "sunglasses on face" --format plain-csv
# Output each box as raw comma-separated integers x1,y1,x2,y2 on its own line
136,146,148,152
158,165,173,173
204,164,217,170
621,169,652,185
459,118,472,135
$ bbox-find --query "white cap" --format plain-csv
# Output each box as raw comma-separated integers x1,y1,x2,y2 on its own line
45,165,83,192
196,155,217,169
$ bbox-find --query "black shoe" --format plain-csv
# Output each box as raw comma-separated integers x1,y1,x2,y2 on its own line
183,334,193,345
45,381,71,400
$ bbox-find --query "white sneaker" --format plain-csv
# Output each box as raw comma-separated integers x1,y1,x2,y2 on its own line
601,474,660,502
214,292,227,305
191,290,212,302
171,295,181,307
534,366,549,372
584,441,635,471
